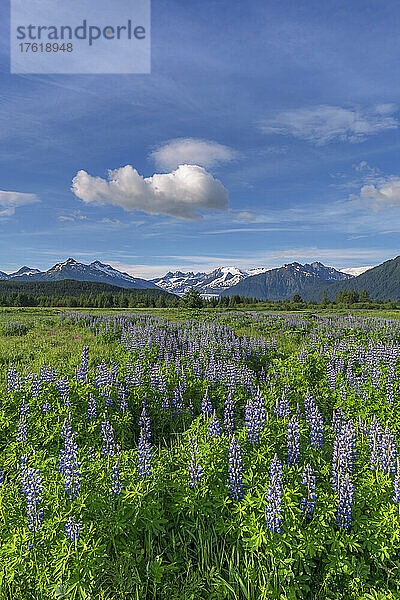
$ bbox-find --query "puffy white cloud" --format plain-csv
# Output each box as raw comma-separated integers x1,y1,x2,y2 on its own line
235,211,256,221
260,104,398,144
360,176,400,207
71,164,228,220
0,190,38,216
150,138,238,170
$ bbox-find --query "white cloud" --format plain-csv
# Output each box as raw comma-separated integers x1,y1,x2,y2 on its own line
360,176,400,207
235,211,256,221
260,104,398,144
71,164,228,220
150,138,238,170
0,190,38,216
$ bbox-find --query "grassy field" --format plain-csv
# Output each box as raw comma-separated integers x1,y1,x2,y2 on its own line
1,309,400,599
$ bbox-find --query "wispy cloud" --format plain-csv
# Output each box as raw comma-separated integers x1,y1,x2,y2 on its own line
260,104,398,144
0,190,39,217
150,138,239,171
72,164,228,220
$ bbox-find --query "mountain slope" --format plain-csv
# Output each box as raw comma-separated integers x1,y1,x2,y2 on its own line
303,256,400,301
0,258,160,290
220,262,352,300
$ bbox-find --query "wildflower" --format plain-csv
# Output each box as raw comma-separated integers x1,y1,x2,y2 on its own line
101,420,116,458
111,456,124,496
138,403,151,440
228,436,243,500
393,460,400,504
59,421,81,500
266,454,283,532
20,457,44,531
87,395,97,421
223,392,235,433
201,389,213,418
208,411,222,438
336,472,354,529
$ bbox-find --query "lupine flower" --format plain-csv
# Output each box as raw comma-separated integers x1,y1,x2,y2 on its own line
59,422,81,500
65,516,83,543
111,456,123,496
189,437,203,488
17,416,27,443
336,472,354,529
266,454,283,532
287,415,300,466
201,389,213,418
228,436,243,500
245,397,261,444
274,391,290,419
57,377,70,408
0,467,4,488
87,395,97,421
305,393,324,449
101,420,116,458
138,403,151,440
223,392,235,433
380,427,398,476
300,464,316,519
20,457,44,531
87,447,96,463
138,427,151,477
332,420,356,494
208,411,222,438
42,399,51,414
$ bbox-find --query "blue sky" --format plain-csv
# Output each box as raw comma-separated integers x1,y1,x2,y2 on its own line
1,0,400,277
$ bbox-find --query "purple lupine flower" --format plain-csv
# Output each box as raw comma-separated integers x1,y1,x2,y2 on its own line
201,389,213,418
223,392,235,433
336,471,354,529
59,422,81,500
300,464,316,519
305,394,324,449
137,427,151,477
228,436,243,500
332,407,347,436
332,420,356,493
380,427,398,476
31,376,41,400
274,391,290,419
208,411,222,438
101,420,116,458
189,437,203,488
17,416,27,443
138,403,151,440
245,397,261,444
0,467,4,488
57,377,70,408
20,457,44,531
65,516,83,543
111,454,124,496
287,415,300,466
87,447,96,463
87,395,97,421
266,454,283,532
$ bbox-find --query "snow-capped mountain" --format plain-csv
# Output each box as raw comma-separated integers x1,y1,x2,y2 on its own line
220,261,353,300
153,266,269,295
0,258,159,290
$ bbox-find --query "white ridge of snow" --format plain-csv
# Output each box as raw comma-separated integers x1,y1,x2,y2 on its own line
340,266,373,277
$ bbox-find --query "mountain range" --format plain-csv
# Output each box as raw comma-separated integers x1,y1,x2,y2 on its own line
220,262,353,300
151,266,269,295
0,258,158,289
1,256,397,301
